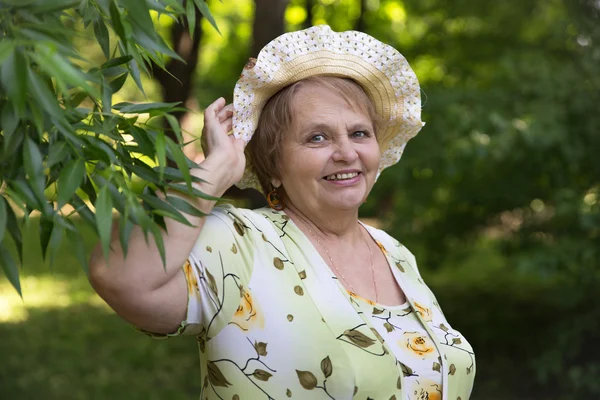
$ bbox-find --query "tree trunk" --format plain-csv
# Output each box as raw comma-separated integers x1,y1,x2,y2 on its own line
152,5,203,159
251,0,291,57
354,0,367,32
303,0,313,29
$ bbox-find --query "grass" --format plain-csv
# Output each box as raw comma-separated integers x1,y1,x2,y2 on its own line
0,217,200,400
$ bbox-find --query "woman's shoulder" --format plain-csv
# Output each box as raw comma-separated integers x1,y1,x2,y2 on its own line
361,222,419,268
209,204,285,238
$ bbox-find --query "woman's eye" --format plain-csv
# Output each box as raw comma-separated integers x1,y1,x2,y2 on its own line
352,131,368,138
310,134,325,143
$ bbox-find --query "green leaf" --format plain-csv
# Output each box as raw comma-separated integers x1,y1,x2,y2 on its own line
165,114,183,143
22,138,49,214
101,55,133,69
113,101,180,114
0,40,15,64
0,242,21,297
26,0,80,14
65,105,90,123
28,68,63,117
57,159,86,208
141,192,193,226
0,197,7,243
39,217,53,263
166,195,204,217
155,166,205,184
118,211,133,258
23,137,45,195
166,137,192,189
1,102,20,153
149,223,166,269
194,0,220,34
120,0,159,38
129,164,161,185
47,141,70,168
155,131,166,180
95,185,113,261
124,125,156,157
14,50,28,115
109,1,127,47
168,182,220,201
27,97,46,137
17,28,77,59
0,50,27,115
46,216,65,267
80,175,98,204
101,75,112,112
83,136,118,164
11,179,42,210
66,90,89,108
109,73,128,93
93,18,111,59
5,200,23,264
154,0,185,13
54,118,84,147
67,227,89,277
93,175,125,214
186,0,197,38
32,44,98,97
131,30,183,62
72,194,97,230
128,58,145,94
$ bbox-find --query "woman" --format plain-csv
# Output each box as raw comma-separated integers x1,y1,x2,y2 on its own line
90,26,475,399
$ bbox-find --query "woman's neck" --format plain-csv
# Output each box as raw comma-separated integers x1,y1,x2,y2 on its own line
284,202,361,243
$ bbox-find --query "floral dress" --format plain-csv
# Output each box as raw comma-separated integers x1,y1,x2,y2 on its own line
152,205,475,399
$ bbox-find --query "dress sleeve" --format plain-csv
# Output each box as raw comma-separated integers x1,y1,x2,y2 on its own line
155,204,256,338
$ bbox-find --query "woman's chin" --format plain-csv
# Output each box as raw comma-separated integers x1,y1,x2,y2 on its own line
322,194,367,211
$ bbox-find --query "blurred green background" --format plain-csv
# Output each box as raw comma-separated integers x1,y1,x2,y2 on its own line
1,0,599,399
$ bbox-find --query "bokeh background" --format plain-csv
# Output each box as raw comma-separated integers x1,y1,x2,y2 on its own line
1,0,599,399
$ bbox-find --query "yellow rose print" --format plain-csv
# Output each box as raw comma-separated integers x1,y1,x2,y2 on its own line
401,332,436,359
408,378,442,400
183,261,200,298
374,240,388,255
229,288,265,331
348,291,376,306
413,302,432,322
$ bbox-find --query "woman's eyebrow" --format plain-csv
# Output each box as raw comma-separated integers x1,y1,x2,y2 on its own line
300,121,373,133
301,122,330,132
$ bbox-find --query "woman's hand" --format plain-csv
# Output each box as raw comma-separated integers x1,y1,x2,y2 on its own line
200,97,246,190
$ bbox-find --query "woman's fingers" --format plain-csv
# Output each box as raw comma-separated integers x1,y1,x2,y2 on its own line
201,99,237,158
206,97,226,114
217,104,233,123
223,118,233,134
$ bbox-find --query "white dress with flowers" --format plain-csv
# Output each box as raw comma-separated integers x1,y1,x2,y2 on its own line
148,205,476,400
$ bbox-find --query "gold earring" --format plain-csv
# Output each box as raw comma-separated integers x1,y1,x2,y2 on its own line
267,186,285,210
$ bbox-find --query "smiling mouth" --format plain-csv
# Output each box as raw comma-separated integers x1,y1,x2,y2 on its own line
324,172,360,181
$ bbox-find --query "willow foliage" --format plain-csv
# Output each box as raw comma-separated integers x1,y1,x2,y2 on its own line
0,0,218,295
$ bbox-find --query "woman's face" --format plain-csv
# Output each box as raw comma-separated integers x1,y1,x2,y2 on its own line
275,82,380,215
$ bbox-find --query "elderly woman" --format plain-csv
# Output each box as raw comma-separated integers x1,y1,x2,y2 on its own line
90,26,475,399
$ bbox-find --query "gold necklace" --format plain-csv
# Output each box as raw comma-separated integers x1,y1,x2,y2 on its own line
301,220,379,303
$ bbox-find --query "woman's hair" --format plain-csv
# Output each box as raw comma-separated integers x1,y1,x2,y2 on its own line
246,76,381,195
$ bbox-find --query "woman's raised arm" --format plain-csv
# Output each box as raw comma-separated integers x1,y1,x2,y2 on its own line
88,98,246,334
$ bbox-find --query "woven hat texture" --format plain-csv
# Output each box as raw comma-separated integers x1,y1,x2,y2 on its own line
232,25,424,190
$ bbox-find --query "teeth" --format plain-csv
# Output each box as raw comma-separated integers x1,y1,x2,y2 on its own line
326,172,359,181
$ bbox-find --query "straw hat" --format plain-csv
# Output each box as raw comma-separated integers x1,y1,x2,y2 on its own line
232,25,424,190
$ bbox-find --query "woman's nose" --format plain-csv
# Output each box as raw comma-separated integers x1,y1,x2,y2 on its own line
332,137,359,163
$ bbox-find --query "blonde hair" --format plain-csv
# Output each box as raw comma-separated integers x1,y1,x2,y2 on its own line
246,76,381,195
